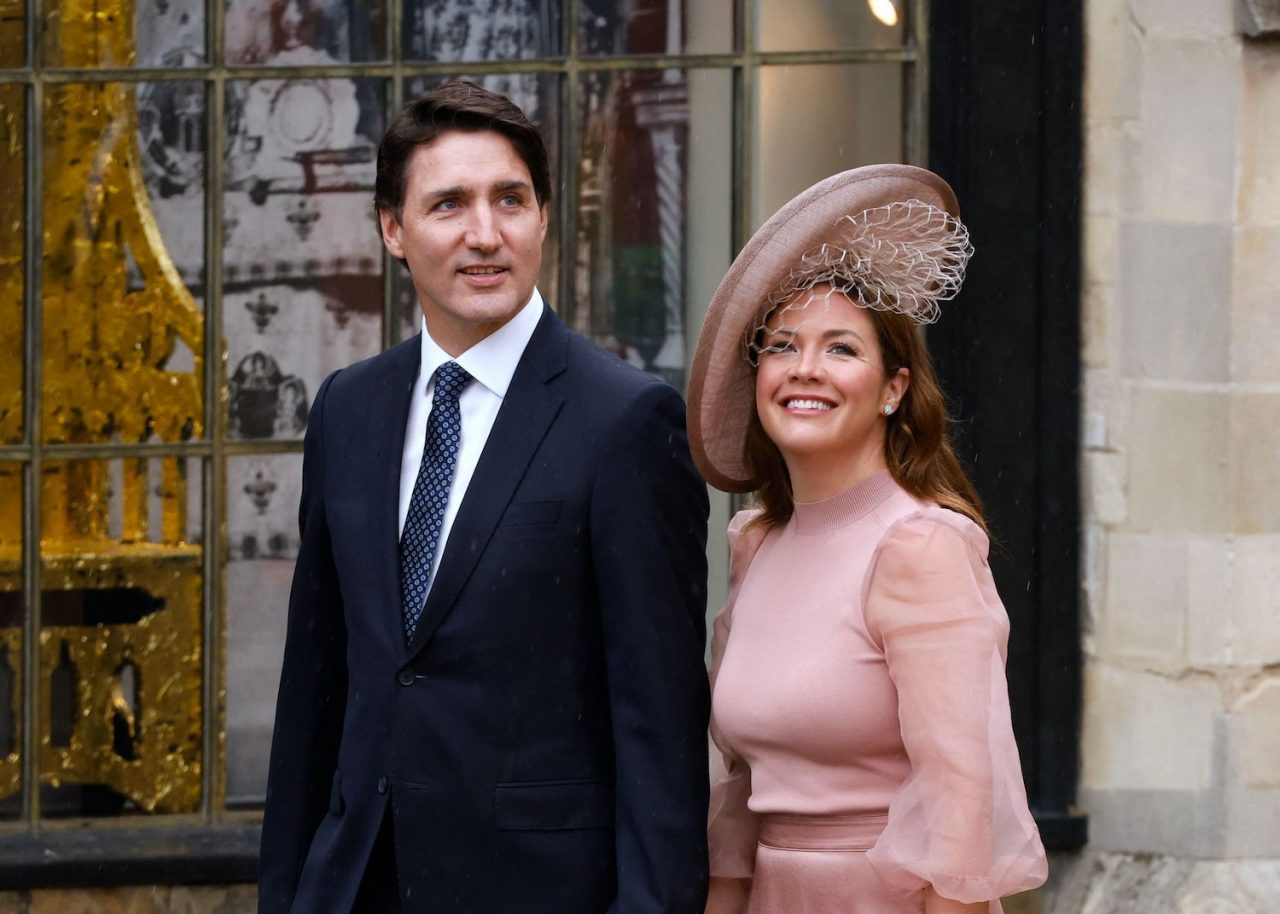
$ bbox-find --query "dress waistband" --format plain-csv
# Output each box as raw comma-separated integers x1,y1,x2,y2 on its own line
758,813,888,852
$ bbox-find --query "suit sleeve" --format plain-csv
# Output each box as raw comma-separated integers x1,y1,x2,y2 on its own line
590,380,712,914
258,371,350,914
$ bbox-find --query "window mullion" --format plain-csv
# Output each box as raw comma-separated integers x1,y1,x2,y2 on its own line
383,0,404,352
202,0,227,822
20,13,44,826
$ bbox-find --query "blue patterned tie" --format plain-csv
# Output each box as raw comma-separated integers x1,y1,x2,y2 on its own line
400,361,473,643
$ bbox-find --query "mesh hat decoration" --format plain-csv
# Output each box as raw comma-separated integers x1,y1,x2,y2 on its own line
686,164,972,494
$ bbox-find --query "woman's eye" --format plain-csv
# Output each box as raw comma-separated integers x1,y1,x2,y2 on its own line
762,340,795,355
829,342,856,356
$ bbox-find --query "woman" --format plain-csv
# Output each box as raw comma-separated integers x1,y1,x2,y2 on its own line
688,165,1048,914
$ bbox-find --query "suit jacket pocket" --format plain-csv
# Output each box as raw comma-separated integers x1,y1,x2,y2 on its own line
329,768,344,816
493,778,613,831
498,499,563,527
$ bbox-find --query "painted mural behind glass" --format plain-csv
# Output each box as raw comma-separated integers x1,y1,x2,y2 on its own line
8,0,717,811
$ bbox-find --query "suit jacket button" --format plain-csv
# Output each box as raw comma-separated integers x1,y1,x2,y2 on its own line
397,668,414,686
377,776,388,795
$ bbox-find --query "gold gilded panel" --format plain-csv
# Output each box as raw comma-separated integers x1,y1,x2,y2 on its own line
38,545,202,815
43,0,135,68
0,466,20,815
42,3,203,448
0,0,21,68
44,0,205,68
0,84,21,448
14,458,205,816
42,81,203,446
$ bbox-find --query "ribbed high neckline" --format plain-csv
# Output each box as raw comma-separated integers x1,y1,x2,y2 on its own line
792,469,899,534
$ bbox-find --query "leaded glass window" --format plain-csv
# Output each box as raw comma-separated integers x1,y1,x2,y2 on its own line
0,0,922,875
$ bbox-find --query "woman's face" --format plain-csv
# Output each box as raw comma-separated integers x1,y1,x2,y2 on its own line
753,286,907,478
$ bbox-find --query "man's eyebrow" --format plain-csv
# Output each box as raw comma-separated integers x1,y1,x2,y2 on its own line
421,179,533,200
421,184,467,201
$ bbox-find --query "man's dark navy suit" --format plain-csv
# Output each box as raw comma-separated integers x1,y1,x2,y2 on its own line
258,305,711,913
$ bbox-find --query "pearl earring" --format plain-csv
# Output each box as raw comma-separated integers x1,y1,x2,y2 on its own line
883,404,894,416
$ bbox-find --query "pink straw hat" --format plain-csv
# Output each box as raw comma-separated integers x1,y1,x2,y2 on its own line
686,164,964,493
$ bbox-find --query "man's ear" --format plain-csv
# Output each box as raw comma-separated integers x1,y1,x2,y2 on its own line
379,207,405,261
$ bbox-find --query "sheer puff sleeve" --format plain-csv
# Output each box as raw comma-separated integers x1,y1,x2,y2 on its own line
863,509,1047,905
707,509,768,880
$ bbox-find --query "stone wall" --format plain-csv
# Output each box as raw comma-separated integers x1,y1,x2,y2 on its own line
1075,0,1280,904
0,886,254,913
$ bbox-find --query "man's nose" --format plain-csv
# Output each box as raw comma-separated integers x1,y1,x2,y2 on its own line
464,205,501,250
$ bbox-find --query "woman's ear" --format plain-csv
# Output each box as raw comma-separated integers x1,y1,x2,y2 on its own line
886,366,910,407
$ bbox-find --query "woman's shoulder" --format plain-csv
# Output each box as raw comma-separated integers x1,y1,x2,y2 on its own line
862,504,1002,643
727,507,765,540
726,508,770,571
873,502,989,561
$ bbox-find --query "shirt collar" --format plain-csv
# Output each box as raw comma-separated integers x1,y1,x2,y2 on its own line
418,289,544,399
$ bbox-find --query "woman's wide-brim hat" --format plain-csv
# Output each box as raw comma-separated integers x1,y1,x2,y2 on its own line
686,164,963,493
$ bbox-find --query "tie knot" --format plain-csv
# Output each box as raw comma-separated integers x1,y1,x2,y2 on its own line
433,361,473,402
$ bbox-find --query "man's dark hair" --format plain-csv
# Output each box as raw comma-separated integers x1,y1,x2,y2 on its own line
374,79,552,228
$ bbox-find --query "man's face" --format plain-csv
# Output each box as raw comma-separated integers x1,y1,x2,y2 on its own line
380,129,548,356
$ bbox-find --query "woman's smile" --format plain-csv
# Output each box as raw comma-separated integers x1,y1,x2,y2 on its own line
754,287,905,499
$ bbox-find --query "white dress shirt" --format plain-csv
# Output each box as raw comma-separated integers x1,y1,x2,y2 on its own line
397,290,544,599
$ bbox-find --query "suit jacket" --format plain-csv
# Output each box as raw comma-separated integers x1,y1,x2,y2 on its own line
259,306,711,913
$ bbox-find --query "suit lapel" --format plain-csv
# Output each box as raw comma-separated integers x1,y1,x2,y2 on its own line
403,308,568,661
367,336,422,654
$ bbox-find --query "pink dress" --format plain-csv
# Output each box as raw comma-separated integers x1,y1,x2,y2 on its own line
708,471,1047,913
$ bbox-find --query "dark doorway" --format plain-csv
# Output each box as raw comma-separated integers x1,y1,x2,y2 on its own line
928,0,1088,850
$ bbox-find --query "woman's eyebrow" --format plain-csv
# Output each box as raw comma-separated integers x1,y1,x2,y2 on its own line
820,328,864,342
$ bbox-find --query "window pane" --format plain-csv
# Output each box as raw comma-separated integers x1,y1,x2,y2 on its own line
44,0,206,67
224,452,300,806
394,73,560,342
136,0,206,66
756,0,905,52
224,78,384,440
225,0,387,64
0,463,21,820
0,0,23,68
42,83,205,447
39,457,203,818
755,63,904,227
576,68,733,390
581,0,732,56
403,0,560,62
0,84,22,445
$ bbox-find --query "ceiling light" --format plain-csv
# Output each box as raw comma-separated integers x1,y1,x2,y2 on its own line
868,0,900,27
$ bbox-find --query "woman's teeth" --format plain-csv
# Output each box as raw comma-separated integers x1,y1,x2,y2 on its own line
785,399,832,411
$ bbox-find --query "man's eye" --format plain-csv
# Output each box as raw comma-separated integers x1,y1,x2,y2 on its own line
436,199,459,211
499,194,521,207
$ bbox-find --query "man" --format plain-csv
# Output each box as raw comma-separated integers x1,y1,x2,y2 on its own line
258,80,711,913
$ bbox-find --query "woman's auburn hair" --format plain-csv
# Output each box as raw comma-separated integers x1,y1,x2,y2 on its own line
742,306,988,534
